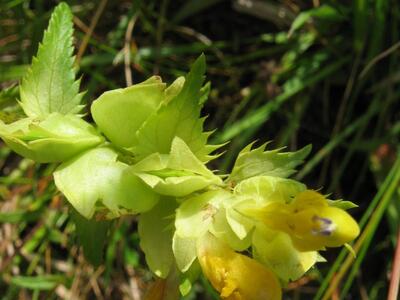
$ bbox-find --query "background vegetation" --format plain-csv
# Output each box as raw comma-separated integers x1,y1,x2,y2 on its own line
0,0,399,299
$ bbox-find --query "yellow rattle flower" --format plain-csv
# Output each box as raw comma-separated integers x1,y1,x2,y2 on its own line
197,233,282,300
248,190,360,251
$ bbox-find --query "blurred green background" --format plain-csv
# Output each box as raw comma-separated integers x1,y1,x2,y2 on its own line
0,0,399,299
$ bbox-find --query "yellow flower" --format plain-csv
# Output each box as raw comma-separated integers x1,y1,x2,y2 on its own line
248,190,360,251
197,233,282,300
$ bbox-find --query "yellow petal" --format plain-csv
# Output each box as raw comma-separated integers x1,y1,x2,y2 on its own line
290,190,328,210
313,206,360,248
286,192,359,251
197,233,282,300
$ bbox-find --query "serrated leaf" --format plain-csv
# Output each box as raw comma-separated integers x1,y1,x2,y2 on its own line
70,208,111,266
20,2,83,118
228,142,311,183
134,55,221,162
0,113,103,163
138,197,178,278
91,76,166,148
54,147,159,219
130,137,222,197
233,175,306,205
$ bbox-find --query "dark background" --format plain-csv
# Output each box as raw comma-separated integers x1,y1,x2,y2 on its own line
0,1,399,299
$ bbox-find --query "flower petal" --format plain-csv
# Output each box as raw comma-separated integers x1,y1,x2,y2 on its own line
197,233,282,300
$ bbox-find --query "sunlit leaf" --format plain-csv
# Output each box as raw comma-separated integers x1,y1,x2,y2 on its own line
130,137,222,197
0,113,103,163
91,76,166,148
20,3,83,118
54,147,159,219
228,142,311,184
134,55,222,162
139,198,178,278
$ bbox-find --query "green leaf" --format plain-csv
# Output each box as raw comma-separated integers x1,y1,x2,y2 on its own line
209,206,252,251
20,2,83,118
175,188,253,253
130,137,222,197
225,207,254,240
0,113,104,163
10,275,65,290
233,175,306,205
0,64,29,82
134,55,221,162
327,199,359,210
175,190,231,239
172,234,197,272
0,210,42,224
91,76,166,148
228,142,311,184
178,260,201,296
138,197,178,278
288,5,345,37
54,147,159,219
164,76,185,104
70,208,111,266
0,85,19,109
0,85,23,124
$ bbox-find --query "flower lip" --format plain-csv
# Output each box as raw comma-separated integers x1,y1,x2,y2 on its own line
312,215,336,236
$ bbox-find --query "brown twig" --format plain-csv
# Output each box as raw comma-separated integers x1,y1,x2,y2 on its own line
73,16,101,40
360,41,400,79
124,15,137,87
388,230,400,300
75,0,108,66
0,221,43,272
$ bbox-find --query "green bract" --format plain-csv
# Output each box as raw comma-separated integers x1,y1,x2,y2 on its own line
92,56,221,163
228,142,311,183
91,76,167,149
234,175,306,205
138,197,177,278
252,225,317,282
0,3,361,300
54,147,159,219
0,113,103,163
130,137,222,197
